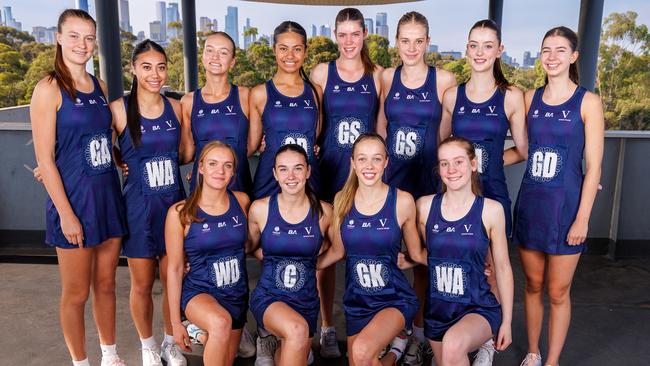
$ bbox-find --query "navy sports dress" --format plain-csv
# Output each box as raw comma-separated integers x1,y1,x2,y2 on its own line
45,75,126,248
180,191,249,329
424,194,501,341
119,96,185,258
319,61,378,202
341,187,418,336
513,86,588,255
252,80,320,199
384,66,442,198
452,84,512,235
250,194,322,336
189,86,252,194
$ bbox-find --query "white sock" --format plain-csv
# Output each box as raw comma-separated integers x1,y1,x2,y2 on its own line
140,336,158,350
321,326,335,334
72,358,90,366
162,333,175,347
389,348,405,361
413,325,426,344
100,344,117,358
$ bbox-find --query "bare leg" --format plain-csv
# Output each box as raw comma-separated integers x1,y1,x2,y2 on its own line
317,265,336,328
413,265,428,329
158,255,173,336
185,293,233,365
439,313,493,366
91,237,121,345
519,246,546,355
127,257,156,339
263,302,311,366
56,246,93,361
545,253,581,366
348,308,405,366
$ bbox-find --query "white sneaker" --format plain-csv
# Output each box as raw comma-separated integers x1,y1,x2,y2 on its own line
403,340,424,366
472,339,496,366
254,334,278,366
101,355,126,366
307,348,314,365
161,343,187,366
520,352,542,366
186,323,205,345
238,327,257,358
319,329,341,358
141,347,163,366
387,331,409,362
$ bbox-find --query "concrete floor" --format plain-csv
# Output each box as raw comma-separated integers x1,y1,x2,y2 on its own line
1,251,649,366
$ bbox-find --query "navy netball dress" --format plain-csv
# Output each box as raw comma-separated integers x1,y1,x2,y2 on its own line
180,191,249,328
119,96,185,258
341,187,418,336
249,194,322,336
513,86,588,255
319,61,378,202
424,194,501,341
252,80,320,199
384,66,442,198
452,84,512,235
189,86,252,194
45,75,127,248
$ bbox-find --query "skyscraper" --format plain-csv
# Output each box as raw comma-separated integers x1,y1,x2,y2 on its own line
364,18,374,34
243,18,256,49
376,12,388,39
319,25,331,39
2,6,21,30
118,0,132,33
199,17,212,33
155,1,167,41
166,3,180,39
75,0,89,12
225,6,239,47
149,21,163,42
311,25,317,38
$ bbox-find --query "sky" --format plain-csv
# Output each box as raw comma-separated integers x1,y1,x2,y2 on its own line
2,0,649,64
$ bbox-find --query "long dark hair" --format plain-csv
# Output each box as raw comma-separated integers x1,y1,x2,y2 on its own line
48,9,96,99
273,21,321,112
127,39,167,146
273,144,322,218
542,26,580,85
335,8,376,76
469,19,512,91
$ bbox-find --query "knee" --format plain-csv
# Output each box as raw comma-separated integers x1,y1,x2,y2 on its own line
351,338,375,366
548,284,571,305
441,333,468,364
205,313,232,338
93,275,116,296
61,285,90,306
130,279,154,298
525,278,544,295
282,321,310,347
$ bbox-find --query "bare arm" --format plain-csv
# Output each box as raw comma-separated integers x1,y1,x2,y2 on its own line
247,198,268,256
164,202,192,352
317,195,345,269
31,78,85,246
398,190,427,266
375,68,395,139
567,92,604,245
503,86,528,166
179,92,196,165
247,84,266,156
439,85,457,142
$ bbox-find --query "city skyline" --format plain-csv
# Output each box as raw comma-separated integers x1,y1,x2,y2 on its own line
1,0,648,65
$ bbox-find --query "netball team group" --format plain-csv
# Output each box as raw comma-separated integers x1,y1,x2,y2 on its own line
31,6,604,366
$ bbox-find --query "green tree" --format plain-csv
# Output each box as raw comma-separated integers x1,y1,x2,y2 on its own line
165,38,185,91
367,34,391,68
168,21,183,39
18,46,55,104
304,36,338,75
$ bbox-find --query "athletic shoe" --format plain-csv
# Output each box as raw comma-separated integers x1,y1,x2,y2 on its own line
387,331,409,362
186,323,205,345
161,342,187,366
319,328,341,358
254,334,278,366
101,355,126,366
141,347,163,366
403,340,424,366
472,339,496,366
237,327,257,358
307,348,314,365
519,352,542,366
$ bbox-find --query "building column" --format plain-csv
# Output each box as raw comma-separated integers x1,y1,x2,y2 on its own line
577,0,604,91
488,0,504,29
95,0,123,101
181,0,198,92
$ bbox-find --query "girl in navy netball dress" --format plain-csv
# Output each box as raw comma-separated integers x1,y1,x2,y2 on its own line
309,8,382,358
248,145,333,366
166,141,251,366
376,12,457,360
30,9,127,366
180,32,253,196
317,133,421,366
110,40,187,366
249,21,322,200
515,27,604,366
412,137,513,366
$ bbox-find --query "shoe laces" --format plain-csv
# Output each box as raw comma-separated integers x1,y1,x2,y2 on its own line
102,355,126,366
520,353,542,366
164,343,183,359
321,330,337,346
404,341,423,363
259,336,277,357
142,348,162,363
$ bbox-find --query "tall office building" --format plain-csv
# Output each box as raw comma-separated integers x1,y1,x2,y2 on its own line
199,17,211,33
243,18,257,49
364,18,374,34
428,44,439,53
2,6,21,30
311,24,317,38
319,25,332,39
75,0,89,12
225,6,239,47
166,3,180,38
32,26,57,44
149,21,163,42
118,0,132,33
155,1,167,41
523,51,540,68
375,12,388,39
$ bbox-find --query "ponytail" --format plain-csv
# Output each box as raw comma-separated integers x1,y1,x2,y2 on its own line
300,66,321,114
126,79,142,146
